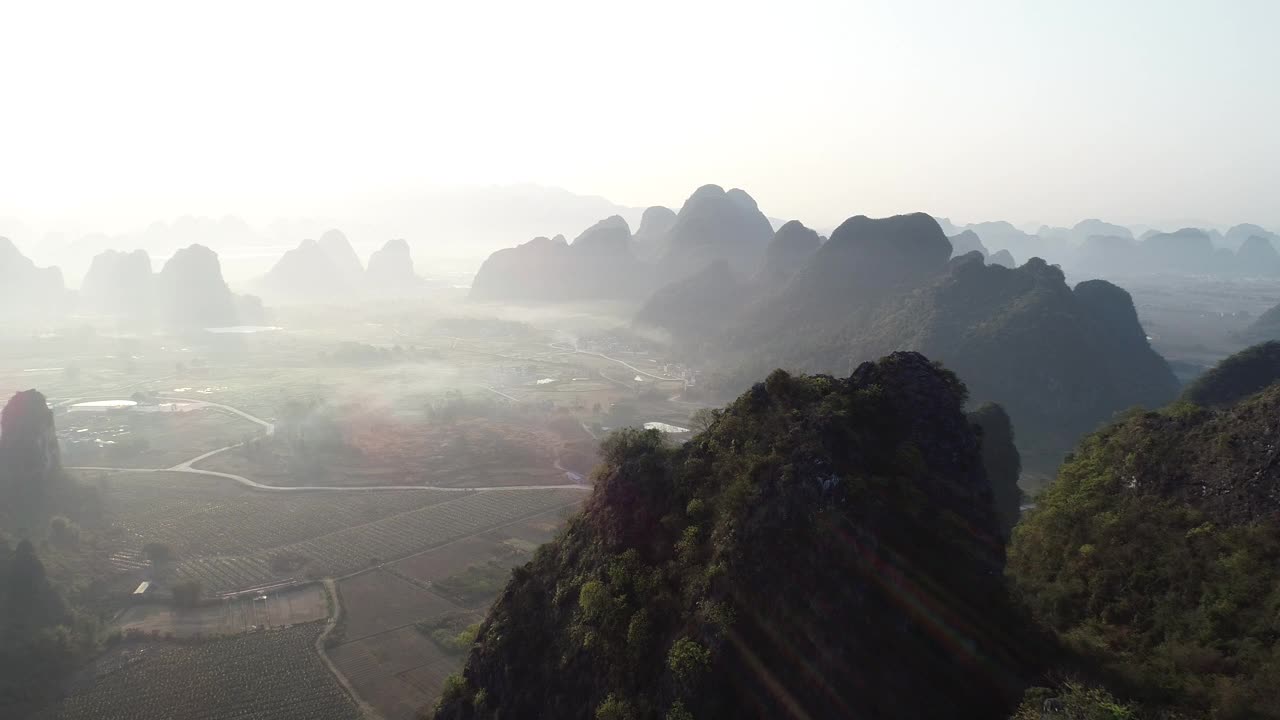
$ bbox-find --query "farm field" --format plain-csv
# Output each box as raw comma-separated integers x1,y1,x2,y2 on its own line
116,583,329,637
87,470,466,564
174,487,584,593
330,624,454,720
329,505,576,718
60,406,260,469
37,624,358,720
82,469,583,594
336,570,460,641
200,413,576,488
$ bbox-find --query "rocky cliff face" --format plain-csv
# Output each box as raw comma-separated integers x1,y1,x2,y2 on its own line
433,353,1042,720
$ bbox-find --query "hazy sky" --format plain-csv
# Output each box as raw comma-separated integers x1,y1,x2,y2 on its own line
3,0,1278,232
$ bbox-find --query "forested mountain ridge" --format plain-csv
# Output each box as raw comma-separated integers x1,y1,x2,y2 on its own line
432,353,1046,720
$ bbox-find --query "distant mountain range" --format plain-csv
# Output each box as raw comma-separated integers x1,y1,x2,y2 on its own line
471,184,778,305
0,237,265,330
253,230,424,302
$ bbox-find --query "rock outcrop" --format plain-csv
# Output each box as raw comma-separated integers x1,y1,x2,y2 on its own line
434,353,1043,720
156,244,238,328
365,238,422,291
0,389,60,486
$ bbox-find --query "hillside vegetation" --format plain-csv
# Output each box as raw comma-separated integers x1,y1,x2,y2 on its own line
1008,381,1280,717
1181,340,1280,408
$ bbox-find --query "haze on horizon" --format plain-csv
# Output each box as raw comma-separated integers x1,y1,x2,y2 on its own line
3,0,1279,236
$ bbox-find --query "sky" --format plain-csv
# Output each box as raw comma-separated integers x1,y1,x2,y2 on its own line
2,0,1279,234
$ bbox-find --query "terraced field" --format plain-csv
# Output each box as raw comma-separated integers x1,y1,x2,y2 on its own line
38,624,357,720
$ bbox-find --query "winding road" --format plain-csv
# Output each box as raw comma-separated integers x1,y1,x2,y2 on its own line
64,395,590,494
547,342,678,382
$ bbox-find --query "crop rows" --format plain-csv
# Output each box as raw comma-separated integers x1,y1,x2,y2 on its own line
103,472,466,558
177,488,583,593
44,624,358,720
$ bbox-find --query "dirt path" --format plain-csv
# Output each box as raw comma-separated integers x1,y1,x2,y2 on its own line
316,578,385,720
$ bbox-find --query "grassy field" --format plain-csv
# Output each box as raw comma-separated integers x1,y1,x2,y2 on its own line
115,583,329,637
38,624,357,720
